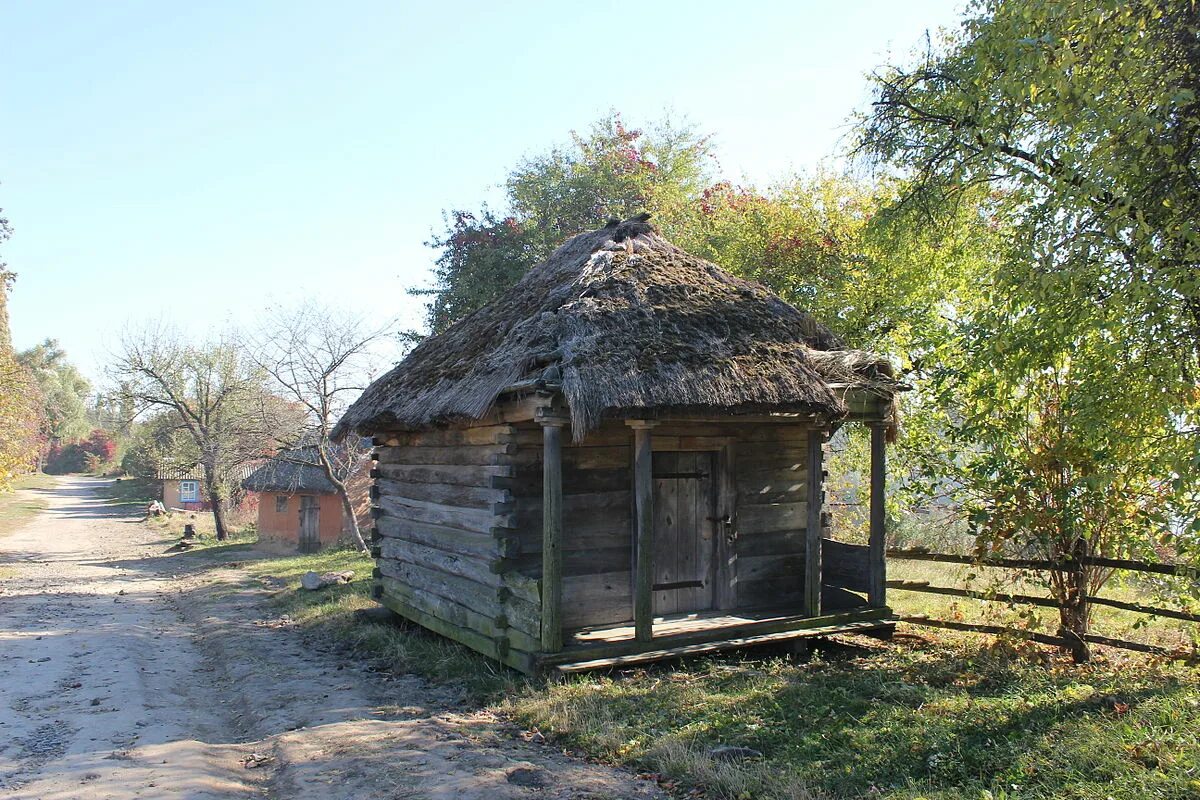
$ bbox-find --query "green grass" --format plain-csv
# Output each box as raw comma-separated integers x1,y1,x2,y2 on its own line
95,478,262,554
209,540,1200,800
241,547,523,701
500,637,1200,800
0,472,58,539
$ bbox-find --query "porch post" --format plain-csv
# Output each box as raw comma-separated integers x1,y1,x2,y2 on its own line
804,425,825,617
538,411,568,653
868,422,887,608
628,420,658,642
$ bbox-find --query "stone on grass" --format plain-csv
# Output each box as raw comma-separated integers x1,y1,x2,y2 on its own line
708,745,764,762
300,571,355,591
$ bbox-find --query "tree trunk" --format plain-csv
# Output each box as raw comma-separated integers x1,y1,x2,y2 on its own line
314,443,367,553
1058,539,1091,663
202,466,228,541
338,488,368,553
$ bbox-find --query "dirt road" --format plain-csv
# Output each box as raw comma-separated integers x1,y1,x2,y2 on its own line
0,477,661,799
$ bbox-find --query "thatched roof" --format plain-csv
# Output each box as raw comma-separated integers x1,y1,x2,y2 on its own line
335,216,896,441
242,446,339,494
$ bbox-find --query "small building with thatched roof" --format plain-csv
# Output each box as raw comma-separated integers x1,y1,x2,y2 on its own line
242,446,370,552
334,215,899,673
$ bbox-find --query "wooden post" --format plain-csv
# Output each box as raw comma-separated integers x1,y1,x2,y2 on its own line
804,426,825,618
538,412,568,653
868,422,887,608
627,420,658,642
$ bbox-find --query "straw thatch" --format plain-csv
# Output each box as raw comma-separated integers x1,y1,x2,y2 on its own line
335,217,895,441
242,446,340,494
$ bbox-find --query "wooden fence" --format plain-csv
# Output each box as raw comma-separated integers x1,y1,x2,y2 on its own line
885,548,1199,659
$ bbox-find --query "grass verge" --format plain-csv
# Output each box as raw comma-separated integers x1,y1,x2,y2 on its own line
0,472,58,539
242,547,523,701
230,547,1200,800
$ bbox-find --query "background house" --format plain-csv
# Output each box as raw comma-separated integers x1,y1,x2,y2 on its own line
242,446,370,552
156,464,259,512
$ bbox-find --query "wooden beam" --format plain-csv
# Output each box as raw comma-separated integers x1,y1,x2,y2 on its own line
803,426,824,617
868,422,887,608
627,420,659,642
538,410,568,653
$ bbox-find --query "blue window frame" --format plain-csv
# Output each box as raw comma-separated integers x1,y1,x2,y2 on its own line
179,480,200,503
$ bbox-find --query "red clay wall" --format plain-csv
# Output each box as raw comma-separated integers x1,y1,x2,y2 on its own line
257,492,344,546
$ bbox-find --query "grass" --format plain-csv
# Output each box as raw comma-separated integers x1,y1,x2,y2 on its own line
95,477,262,554
501,638,1200,800
236,547,1200,800
0,472,58,539
241,547,524,701
180,532,1200,800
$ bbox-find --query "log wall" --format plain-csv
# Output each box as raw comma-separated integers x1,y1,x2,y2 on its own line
732,425,817,609
511,421,634,629
370,423,538,672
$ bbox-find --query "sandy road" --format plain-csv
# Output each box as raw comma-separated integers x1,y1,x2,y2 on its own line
0,477,661,800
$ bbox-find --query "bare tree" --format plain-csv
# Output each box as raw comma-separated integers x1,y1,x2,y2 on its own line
110,323,303,540
251,302,395,552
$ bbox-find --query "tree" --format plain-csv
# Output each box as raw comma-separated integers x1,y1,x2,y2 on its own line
19,339,93,456
856,0,1200,657
414,113,716,333
0,204,44,487
110,325,303,540
251,301,395,552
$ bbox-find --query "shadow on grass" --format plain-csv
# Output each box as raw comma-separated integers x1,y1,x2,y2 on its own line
504,633,1200,800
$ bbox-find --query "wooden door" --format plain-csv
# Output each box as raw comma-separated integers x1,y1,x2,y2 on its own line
298,495,320,554
651,451,718,615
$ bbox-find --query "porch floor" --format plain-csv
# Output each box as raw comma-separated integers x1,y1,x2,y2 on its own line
543,605,896,673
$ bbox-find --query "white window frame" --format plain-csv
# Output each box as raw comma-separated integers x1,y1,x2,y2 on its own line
179,480,200,503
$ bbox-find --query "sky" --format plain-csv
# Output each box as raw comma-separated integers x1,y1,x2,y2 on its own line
1,0,964,385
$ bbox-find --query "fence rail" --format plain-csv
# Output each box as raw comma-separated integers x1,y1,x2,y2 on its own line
888,548,1197,577
886,548,1199,659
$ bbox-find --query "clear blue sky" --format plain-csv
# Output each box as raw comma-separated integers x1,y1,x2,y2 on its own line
1,0,962,384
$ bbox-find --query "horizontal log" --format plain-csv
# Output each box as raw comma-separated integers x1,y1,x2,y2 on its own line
395,425,515,447
380,537,499,586
1083,595,1200,623
899,615,1073,648
509,445,631,470
509,466,630,496
823,538,870,592
515,490,630,519
737,501,809,535
375,517,500,558
376,443,516,467
738,553,804,583
375,476,509,510
376,494,503,535
378,558,500,608
374,462,514,488
888,549,1199,577
514,517,632,554
1081,632,1195,659
513,546,632,578
735,576,804,608
500,571,541,605
886,580,1062,610
737,475,808,505
562,571,633,628
378,591,537,673
736,529,805,558
501,593,543,639
379,576,534,647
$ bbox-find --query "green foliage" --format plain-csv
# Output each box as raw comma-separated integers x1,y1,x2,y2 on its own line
857,0,1200,629
414,113,715,334
18,338,92,444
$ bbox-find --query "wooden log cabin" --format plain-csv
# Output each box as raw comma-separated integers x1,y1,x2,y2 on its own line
333,215,900,674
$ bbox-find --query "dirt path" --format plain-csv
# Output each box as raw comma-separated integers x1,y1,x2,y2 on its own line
0,477,661,800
